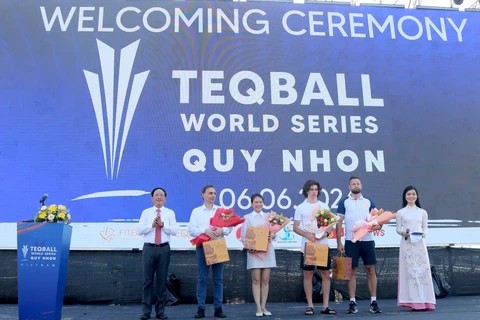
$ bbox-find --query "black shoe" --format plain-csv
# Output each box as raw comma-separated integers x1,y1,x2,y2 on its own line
370,301,382,313
214,308,227,318
194,308,205,319
156,314,168,319
347,301,358,314
140,314,151,320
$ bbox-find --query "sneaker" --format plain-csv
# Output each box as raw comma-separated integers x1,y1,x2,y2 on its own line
370,301,382,313
347,301,358,314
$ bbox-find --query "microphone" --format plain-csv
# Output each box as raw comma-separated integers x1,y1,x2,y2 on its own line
39,194,48,203
405,228,410,240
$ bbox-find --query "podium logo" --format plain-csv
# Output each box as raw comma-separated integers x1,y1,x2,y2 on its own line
84,39,150,180
21,245,29,259
100,227,115,242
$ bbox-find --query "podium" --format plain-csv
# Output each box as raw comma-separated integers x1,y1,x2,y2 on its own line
17,223,73,320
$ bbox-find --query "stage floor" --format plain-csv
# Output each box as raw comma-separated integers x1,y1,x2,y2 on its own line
1,295,480,320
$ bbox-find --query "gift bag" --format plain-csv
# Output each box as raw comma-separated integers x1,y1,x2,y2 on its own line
332,253,352,280
203,238,230,266
244,226,269,251
304,242,329,267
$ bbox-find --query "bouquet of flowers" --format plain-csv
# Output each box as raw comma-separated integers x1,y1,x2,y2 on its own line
190,208,245,246
305,206,337,240
35,204,71,224
266,211,292,234
351,208,396,243
315,208,337,229
245,211,291,260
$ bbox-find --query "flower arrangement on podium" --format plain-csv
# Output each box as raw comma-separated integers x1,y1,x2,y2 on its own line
351,208,396,243
190,208,245,246
35,204,71,224
305,207,338,239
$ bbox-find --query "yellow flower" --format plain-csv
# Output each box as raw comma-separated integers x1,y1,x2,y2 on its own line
47,214,55,221
48,205,57,212
39,212,47,219
58,205,67,211
57,212,66,220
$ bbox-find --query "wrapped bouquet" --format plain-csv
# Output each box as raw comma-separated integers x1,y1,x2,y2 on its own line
246,211,291,260
190,208,245,246
266,211,292,234
351,208,397,243
305,206,337,240
315,208,337,229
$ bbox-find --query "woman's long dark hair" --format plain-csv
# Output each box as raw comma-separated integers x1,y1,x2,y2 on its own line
402,186,421,208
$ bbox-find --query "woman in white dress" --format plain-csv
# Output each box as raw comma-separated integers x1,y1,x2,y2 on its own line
396,186,436,311
241,193,276,317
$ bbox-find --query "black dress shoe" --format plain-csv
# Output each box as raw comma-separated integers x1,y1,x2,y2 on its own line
156,314,168,319
194,308,205,318
140,314,151,320
214,308,227,318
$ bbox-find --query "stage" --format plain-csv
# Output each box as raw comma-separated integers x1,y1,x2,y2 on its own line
1,295,480,320
1,247,479,305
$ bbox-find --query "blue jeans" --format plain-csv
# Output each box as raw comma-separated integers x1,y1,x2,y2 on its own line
196,245,224,309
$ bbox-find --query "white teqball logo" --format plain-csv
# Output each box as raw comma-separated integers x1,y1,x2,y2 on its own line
22,245,29,259
84,39,150,180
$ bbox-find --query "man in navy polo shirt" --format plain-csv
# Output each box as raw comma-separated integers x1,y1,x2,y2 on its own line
336,177,382,314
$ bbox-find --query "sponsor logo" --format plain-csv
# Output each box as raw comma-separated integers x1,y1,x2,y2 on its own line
100,226,116,242
279,224,295,241
235,226,243,242
330,228,345,239
372,229,385,237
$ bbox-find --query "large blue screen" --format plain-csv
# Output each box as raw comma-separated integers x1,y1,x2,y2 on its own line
1,1,479,224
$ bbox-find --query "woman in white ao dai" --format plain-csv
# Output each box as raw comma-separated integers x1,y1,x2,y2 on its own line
396,186,435,311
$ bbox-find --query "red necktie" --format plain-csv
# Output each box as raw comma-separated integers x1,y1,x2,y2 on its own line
155,209,162,245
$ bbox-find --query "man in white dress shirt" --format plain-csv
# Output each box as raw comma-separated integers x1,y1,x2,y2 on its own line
137,187,179,320
188,185,231,319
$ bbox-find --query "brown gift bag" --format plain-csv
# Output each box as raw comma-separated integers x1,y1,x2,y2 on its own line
332,253,352,280
244,226,269,251
203,238,230,266
304,242,329,267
